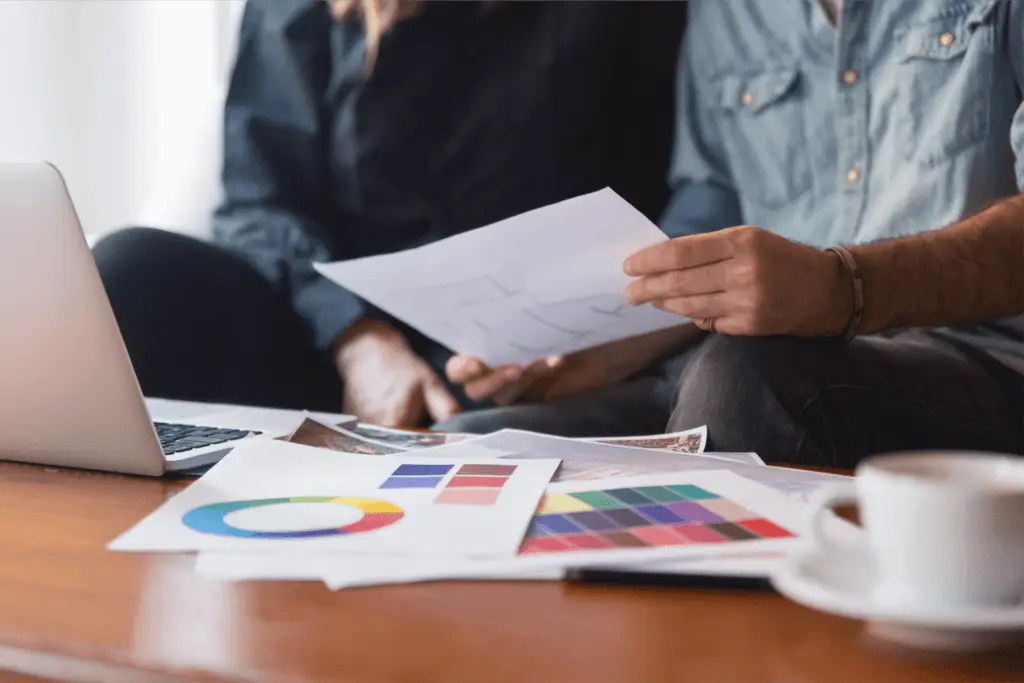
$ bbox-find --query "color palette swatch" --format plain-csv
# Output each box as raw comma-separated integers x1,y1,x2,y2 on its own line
519,484,792,554
435,464,518,506
379,463,454,489
182,496,404,539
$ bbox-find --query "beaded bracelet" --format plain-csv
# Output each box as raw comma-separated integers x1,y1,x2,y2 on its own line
826,245,864,342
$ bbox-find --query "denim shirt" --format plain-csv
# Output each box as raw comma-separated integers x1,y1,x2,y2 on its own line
212,0,685,354
662,0,1024,373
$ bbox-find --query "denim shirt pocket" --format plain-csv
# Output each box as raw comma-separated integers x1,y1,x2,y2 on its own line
715,68,810,209
897,0,999,167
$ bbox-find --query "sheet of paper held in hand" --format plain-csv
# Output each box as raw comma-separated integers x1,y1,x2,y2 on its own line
314,188,684,367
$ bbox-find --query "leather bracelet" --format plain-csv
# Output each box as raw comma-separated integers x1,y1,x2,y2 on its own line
826,245,864,342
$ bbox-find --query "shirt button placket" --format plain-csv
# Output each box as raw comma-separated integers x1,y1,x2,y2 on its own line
832,6,870,244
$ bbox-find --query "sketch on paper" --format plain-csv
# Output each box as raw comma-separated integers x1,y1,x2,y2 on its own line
313,188,686,366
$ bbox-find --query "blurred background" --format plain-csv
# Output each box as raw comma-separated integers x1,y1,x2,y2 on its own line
0,0,245,239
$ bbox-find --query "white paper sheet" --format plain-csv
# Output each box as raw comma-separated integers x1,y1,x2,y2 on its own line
191,463,852,587
314,470,807,587
108,439,558,557
313,188,685,367
194,552,562,587
194,552,328,583
418,430,746,482
397,430,844,499
698,452,765,466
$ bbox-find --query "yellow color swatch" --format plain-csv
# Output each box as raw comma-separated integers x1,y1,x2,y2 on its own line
538,493,593,514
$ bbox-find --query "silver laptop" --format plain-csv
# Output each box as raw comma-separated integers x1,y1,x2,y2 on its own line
0,162,351,476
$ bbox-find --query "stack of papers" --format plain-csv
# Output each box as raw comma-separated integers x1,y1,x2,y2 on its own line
110,190,855,588
108,425,850,590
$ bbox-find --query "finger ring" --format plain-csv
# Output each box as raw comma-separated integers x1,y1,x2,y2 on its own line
703,317,717,333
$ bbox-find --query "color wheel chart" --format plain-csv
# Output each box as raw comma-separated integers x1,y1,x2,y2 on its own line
180,462,522,539
520,484,793,554
182,497,404,539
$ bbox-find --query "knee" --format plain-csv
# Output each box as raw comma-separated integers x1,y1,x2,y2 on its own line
93,227,194,281
433,407,519,435
669,335,833,453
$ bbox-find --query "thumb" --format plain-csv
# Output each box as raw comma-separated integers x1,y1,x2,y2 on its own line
422,374,461,422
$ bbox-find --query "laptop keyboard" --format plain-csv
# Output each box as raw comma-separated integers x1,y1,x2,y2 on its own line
154,422,261,456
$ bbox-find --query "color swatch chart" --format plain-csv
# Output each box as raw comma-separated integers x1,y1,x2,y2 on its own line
520,484,793,554
379,463,519,505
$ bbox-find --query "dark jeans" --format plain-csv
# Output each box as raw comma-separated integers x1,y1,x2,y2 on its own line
668,333,1024,469
92,228,343,412
92,228,683,435
434,350,694,437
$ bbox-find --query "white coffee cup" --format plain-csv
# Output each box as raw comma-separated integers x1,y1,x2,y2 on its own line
808,451,1024,611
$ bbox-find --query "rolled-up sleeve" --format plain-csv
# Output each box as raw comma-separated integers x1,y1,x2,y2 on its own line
1011,0,1024,191
659,8,743,239
212,0,365,351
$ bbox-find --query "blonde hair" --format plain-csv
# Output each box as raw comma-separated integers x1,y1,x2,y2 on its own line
327,0,419,71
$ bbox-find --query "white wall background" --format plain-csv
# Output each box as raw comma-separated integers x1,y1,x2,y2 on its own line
0,0,245,236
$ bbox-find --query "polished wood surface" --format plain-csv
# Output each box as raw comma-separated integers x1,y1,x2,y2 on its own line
1,462,1021,683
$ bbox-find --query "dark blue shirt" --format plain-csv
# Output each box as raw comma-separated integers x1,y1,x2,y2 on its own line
213,0,686,354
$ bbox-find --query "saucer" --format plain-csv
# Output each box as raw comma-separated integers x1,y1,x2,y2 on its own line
772,546,1024,651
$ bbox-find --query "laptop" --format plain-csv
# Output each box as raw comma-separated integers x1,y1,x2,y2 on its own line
0,162,353,476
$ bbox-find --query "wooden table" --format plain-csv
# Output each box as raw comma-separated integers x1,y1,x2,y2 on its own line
1,462,1021,683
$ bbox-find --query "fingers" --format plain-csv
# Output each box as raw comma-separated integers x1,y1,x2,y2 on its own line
463,365,524,402
650,292,731,320
625,262,728,306
623,231,735,276
450,352,564,403
422,375,461,422
491,356,564,406
378,393,425,429
445,355,489,384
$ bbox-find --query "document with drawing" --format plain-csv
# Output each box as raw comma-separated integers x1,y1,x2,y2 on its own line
314,188,685,367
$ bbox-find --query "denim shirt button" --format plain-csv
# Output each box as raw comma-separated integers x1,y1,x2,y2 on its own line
939,32,956,47
845,168,862,183
741,91,755,106
842,69,859,85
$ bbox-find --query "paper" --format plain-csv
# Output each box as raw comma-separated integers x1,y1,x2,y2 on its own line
698,452,765,466
732,465,850,503
350,424,477,450
589,424,766,466
195,552,327,583
108,439,558,557
194,552,562,587
399,430,845,498
314,188,684,367
315,470,807,587
286,417,404,454
590,427,708,455
425,430,743,482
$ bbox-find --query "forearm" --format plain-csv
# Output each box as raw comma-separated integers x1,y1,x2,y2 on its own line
850,194,1024,334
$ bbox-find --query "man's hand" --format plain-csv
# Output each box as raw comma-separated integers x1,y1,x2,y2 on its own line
446,325,701,406
334,319,461,427
623,226,852,337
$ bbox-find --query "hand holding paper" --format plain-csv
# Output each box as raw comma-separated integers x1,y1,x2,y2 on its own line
314,189,686,368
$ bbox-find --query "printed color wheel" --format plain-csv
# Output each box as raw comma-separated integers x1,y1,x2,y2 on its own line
182,496,405,539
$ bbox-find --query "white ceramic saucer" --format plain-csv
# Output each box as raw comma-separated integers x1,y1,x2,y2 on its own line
772,546,1024,651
